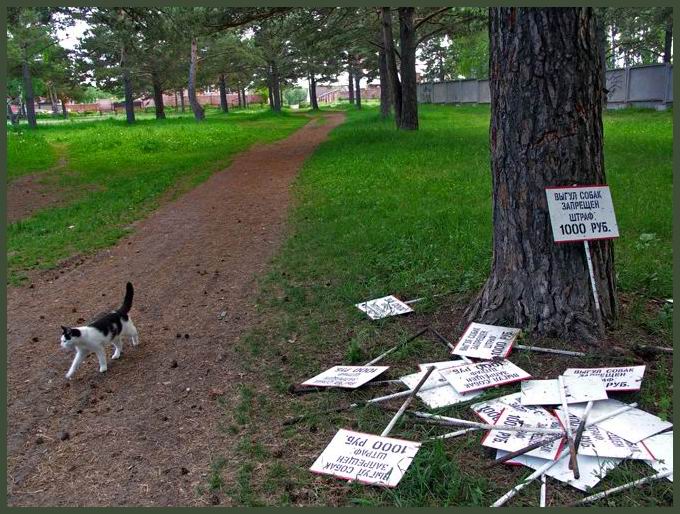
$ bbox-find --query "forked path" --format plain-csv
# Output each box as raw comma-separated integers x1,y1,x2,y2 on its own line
6,113,345,506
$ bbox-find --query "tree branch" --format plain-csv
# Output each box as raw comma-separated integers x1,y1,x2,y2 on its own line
414,7,451,30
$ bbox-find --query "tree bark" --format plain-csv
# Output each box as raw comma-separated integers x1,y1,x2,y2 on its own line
219,73,228,113
242,87,247,108
464,7,615,343
270,61,281,112
179,88,185,113
381,7,402,128
309,74,319,110
188,37,205,121
398,7,418,130
237,83,243,108
120,44,135,124
61,98,68,118
151,70,166,120
21,51,37,129
378,48,391,118
354,70,362,109
49,85,60,116
348,67,355,104
267,80,274,109
663,27,672,63
174,90,179,112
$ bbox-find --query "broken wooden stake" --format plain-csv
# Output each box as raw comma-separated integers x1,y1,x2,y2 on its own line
381,366,435,437
567,470,673,506
558,375,580,479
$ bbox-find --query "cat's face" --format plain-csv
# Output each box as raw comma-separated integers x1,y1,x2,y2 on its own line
60,326,82,350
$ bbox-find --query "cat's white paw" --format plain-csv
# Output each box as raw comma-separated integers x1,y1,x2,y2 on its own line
99,365,108,373
112,352,121,360
65,373,73,380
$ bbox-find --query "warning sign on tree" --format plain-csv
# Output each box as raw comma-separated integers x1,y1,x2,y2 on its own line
545,185,619,243
439,360,531,393
309,429,420,487
302,366,389,389
452,322,520,360
355,295,413,320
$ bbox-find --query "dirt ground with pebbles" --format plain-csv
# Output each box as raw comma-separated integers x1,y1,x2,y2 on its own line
6,113,345,506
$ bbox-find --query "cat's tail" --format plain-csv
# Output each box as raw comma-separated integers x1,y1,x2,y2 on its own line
119,282,134,315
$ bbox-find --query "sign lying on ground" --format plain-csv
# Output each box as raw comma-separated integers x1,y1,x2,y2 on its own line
641,431,673,481
302,366,389,389
355,295,413,320
309,429,420,487
545,185,619,243
500,450,622,492
563,365,646,392
520,376,608,405
418,360,465,371
452,323,520,360
568,399,673,444
471,392,523,425
439,359,531,393
401,369,482,409
482,405,564,460
555,410,653,460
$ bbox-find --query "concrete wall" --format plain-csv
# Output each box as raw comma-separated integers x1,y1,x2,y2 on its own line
418,63,673,110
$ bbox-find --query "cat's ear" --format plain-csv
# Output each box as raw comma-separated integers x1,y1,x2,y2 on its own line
61,325,71,335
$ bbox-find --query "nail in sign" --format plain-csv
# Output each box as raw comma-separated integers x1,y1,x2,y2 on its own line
355,295,413,320
310,429,420,487
302,366,389,389
452,322,520,360
545,185,619,243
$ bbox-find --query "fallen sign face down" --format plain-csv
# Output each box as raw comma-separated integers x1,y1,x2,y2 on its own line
302,366,389,389
309,429,420,487
641,431,673,481
355,295,413,320
452,322,520,360
545,185,620,243
520,376,608,405
439,360,531,394
563,365,646,392
569,399,673,444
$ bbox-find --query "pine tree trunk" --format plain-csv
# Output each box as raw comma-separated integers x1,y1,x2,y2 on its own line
398,7,418,130
271,61,281,112
309,75,319,110
381,7,402,127
179,88,185,113
174,90,179,112
267,80,274,109
219,73,228,113
242,87,247,108
664,27,672,63
237,84,243,108
188,37,205,121
61,98,68,118
348,68,355,104
464,7,615,343
49,85,59,116
152,70,166,120
122,68,135,124
378,48,391,118
21,52,37,129
354,71,362,109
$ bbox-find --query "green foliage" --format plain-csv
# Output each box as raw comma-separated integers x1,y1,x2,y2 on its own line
283,87,307,106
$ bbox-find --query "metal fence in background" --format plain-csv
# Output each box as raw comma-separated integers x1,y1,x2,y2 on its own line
417,63,673,110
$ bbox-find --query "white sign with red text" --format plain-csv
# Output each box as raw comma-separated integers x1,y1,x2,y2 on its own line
355,295,413,320
563,365,645,392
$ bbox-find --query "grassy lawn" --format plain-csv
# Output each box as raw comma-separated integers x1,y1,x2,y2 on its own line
6,108,308,283
218,104,672,506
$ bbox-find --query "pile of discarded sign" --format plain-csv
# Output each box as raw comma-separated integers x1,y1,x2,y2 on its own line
288,298,673,507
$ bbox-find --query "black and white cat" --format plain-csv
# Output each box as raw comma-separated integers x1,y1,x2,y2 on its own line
60,282,139,379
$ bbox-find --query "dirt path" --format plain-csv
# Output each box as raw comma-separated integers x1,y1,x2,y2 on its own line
7,144,70,224
6,113,345,507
